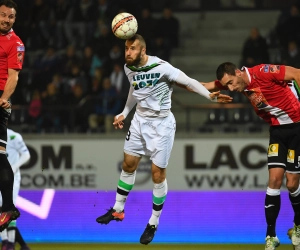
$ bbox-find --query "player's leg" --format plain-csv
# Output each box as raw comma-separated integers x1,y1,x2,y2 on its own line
265,126,286,250
285,125,300,249
140,112,175,245
9,173,29,249
287,172,300,249
96,153,140,224
6,220,16,250
96,113,143,224
265,168,282,250
0,106,20,231
0,228,8,250
15,227,30,250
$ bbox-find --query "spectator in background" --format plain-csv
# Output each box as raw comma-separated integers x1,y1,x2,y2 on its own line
240,27,269,67
138,8,157,50
88,77,121,133
280,40,300,68
32,47,60,91
26,0,52,49
66,84,89,132
37,82,64,133
107,44,124,71
150,37,171,62
81,46,103,78
88,67,103,97
156,7,180,49
59,45,82,76
275,4,300,49
65,0,97,48
90,22,113,60
27,89,42,132
110,63,129,107
95,0,115,24
51,0,71,49
65,64,88,94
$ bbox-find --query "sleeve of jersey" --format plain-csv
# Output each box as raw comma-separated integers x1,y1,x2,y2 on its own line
174,70,217,101
258,64,285,82
7,40,25,70
117,86,136,119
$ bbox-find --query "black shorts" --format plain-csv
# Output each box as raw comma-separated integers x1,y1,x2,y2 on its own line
0,90,11,148
268,122,300,173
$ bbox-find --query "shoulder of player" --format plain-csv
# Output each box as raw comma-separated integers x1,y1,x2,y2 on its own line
7,129,22,141
9,33,25,47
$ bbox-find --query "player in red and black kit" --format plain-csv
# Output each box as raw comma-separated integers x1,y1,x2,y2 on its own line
203,62,300,250
0,0,24,232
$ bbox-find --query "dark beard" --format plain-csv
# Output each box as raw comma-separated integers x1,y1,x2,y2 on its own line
125,51,142,67
0,27,10,34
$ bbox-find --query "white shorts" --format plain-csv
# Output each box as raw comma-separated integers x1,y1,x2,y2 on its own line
0,171,20,206
124,112,176,168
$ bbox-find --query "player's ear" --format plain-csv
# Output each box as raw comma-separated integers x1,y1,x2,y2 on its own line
142,47,146,56
235,69,241,77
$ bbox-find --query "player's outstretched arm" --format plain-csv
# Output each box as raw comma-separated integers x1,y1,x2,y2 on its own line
201,81,220,92
209,91,232,103
284,66,300,88
175,71,232,102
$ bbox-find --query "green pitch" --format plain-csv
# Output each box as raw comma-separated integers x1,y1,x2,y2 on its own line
28,244,293,250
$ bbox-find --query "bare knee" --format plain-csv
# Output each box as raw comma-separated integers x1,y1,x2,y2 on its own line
268,168,285,189
286,173,300,192
122,153,140,173
152,164,166,184
268,176,283,189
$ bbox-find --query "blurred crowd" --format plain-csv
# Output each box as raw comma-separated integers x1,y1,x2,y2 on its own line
10,0,300,134
240,2,300,68
11,0,179,133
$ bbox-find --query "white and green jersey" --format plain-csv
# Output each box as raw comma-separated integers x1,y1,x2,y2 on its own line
7,129,29,177
124,56,180,115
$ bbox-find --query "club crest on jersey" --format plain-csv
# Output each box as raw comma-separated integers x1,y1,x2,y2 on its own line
17,46,25,52
270,65,280,73
287,149,295,163
268,144,278,157
263,64,269,72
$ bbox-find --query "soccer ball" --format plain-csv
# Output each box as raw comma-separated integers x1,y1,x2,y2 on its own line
111,12,138,39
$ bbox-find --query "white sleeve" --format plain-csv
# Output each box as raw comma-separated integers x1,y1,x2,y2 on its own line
116,86,137,119
11,151,30,174
175,70,217,102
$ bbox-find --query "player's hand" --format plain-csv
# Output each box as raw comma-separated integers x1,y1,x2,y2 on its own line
113,114,125,129
0,99,11,109
209,91,233,103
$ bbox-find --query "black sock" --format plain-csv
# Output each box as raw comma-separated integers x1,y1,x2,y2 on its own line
289,192,300,225
0,153,14,211
15,227,26,247
265,194,281,237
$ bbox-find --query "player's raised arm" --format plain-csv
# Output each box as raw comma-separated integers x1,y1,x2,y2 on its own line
175,71,232,103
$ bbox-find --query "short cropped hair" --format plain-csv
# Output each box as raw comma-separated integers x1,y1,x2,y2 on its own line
0,0,18,13
216,62,238,80
127,34,146,48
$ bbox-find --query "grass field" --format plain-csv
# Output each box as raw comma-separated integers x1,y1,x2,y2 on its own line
26,244,294,250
